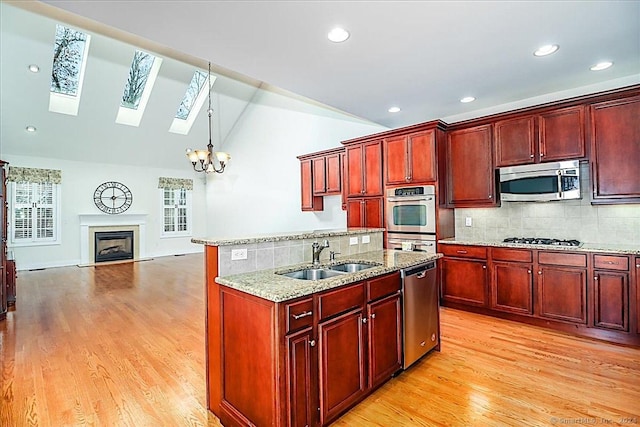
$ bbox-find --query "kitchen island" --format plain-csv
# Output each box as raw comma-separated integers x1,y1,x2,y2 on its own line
194,229,440,426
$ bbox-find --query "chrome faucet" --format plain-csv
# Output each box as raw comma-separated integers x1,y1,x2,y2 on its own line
312,239,330,265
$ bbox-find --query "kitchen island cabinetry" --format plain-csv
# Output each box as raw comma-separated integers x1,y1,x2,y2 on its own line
384,130,437,185
592,254,629,332
490,248,533,315
494,106,585,167
440,244,488,307
537,252,588,324
445,124,498,208
589,95,640,204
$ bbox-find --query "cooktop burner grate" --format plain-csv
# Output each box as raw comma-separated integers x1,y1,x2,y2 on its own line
503,237,582,247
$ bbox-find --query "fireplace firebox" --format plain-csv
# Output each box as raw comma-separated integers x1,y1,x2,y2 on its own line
94,231,134,263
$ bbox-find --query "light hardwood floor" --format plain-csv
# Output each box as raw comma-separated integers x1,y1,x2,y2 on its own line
1,254,638,426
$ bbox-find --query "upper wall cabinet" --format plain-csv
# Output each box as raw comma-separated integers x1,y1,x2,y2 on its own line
345,141,383,198
589,95,640,204
298,147,344,212
446,124,499,208
384,130,437,185
494,106,586,167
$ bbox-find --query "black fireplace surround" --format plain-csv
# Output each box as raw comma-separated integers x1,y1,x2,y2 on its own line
94,231,134,263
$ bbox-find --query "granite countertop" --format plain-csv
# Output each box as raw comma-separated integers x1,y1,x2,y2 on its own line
192,227,385,246
438,238,640,255
215,250,441,302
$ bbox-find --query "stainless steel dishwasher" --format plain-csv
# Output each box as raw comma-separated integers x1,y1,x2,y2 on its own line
402,261,439,369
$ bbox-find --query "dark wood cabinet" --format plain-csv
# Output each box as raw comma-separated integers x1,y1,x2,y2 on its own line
636,257,640,334
494,106,585,167
346,197,383,228
592,254,630,332
446,124,498,207
490,248,534,315
440,245,488,306
384,130,437,185
589,95,640,204
300,158,323,211
537,251,588,324
0,160,7,320
286,327,316,427
345,141,383,197
366,292,402,388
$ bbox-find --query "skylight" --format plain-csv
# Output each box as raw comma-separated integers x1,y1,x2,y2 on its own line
169,69,216,135
115,50,163,127
48,24,91,116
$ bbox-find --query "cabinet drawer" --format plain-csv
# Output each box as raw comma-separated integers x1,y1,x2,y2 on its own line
367,272,401,302
593,254,629,271
441,244,487,259
491,248,532,263
538,251,587,268
285,297,314,334
318,282,365,321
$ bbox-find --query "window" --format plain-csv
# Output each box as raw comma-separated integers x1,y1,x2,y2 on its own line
161,188,192,237
11,182,60,246
115,50,163,127
169,69,215,135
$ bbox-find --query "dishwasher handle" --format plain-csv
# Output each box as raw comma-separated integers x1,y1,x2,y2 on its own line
401,261,435,278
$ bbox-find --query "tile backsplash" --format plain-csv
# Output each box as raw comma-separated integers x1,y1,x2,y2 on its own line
454,163,640,245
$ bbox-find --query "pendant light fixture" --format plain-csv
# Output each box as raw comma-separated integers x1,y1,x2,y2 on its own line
186,62,231,173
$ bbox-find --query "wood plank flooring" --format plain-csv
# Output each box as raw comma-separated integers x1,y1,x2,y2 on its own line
2,254,639,426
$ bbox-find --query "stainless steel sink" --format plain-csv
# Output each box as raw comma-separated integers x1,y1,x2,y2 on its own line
329,262,380,273
278,268,345,280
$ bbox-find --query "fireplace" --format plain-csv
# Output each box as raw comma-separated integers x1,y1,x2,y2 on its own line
95,231,134,263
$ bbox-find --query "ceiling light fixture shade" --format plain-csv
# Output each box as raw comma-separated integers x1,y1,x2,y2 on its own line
25,125,37,132
328,27,350,43
460,96,476,103
533,44,559,57
388,106,401,113
186,62,230,174
28,64,40,73
590,61,613,71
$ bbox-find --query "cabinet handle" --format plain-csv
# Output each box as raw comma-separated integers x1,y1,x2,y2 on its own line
457,250,468,254
636,264,640,268
604,261,619,265
292,311,312,320
530,154,534,158
482,265,487,269
594,277,599,281
309,340,316,347
538,271,542,275
362,318,367,324
488,194,492,199
527,270,532,274
371,313,376,319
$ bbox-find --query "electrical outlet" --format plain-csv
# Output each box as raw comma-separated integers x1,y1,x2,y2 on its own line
231,248,248,260
362,235,370,244
349,237,358,245
465,217,472,227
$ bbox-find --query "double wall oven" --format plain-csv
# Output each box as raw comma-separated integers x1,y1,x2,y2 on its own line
386,185,437,253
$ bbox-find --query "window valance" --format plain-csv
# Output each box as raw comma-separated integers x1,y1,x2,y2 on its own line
158,177,193,190
7,167,62,184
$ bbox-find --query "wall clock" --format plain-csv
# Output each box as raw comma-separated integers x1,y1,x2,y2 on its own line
93,181,133,214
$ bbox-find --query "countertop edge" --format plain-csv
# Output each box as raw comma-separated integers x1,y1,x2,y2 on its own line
438,239,640,255
192,228,385,246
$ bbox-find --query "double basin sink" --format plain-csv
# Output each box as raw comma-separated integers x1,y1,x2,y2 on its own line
277,262,380,280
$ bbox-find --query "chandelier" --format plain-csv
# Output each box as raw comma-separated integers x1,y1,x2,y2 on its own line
186,62,231,173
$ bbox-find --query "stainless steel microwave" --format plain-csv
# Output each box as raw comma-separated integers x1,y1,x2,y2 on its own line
499,160,581,202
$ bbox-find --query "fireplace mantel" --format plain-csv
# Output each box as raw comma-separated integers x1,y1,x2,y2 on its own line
79,214,148,265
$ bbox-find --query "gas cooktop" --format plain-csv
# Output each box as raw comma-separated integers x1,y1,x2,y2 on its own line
503,237,582,247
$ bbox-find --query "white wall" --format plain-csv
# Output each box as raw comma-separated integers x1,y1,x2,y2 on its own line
202,88,387,238
4,154,207,270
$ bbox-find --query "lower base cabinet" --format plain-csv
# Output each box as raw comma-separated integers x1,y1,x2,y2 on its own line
537,265,587,324
220,272,402,427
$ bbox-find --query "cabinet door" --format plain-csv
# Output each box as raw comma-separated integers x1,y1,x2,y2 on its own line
537,266,587,324
325,153,342,194
590,96,640,203
367,293,402,388
384,135,409,185
446,125,497,207
363,198,383,228
594,271,629,331
408,130,437,183
538,105,585,162
491,262,533,315
494,116,536,166
346,199,363,228
636,257,640,334
300,159,323,211
346,145,364,197
312,156,327,194
441,257,488,306
318,308,366,425
286,327,316,427
363,141,383,196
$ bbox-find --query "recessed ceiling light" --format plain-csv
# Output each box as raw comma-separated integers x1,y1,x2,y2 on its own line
388,106,401,113
328,27,350,43
28,64,40,73
26,125,37,132
534,44,559,57
590,61,613,71
460,96,476,103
